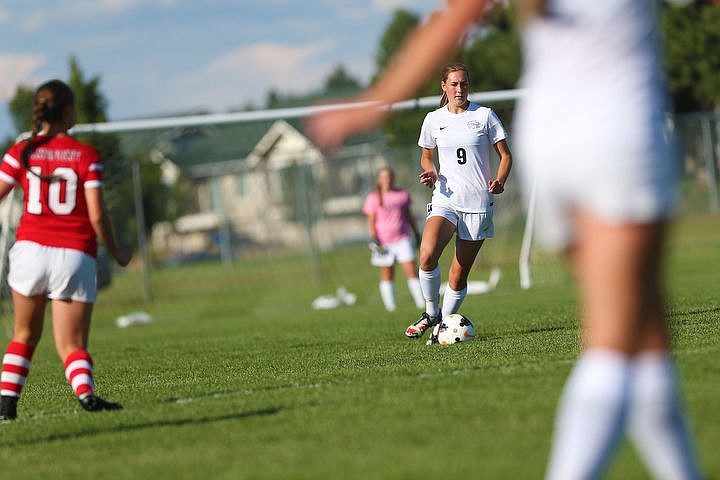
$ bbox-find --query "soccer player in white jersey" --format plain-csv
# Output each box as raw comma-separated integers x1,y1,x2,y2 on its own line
405,63,512,341
0,79,131,420
306,1,705,478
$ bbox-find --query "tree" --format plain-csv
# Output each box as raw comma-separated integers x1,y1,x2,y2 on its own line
661,0,720,112
375,9,421,76
459,7,521,93
68,56,108,124
323,65,362,97
7,85,35,136
263,64,363,108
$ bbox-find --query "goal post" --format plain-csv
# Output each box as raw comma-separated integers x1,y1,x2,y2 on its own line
518,178,536,290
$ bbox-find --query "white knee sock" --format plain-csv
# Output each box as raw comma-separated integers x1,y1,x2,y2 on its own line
441,286,467,318
379,280,396,312
418,266,441,317
627,352,702,480
546,350,631,480
407,278,425,309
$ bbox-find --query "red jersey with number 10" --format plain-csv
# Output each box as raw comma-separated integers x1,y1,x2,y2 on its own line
0,135,103,257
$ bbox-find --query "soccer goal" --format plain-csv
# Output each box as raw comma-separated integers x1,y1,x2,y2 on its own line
1,88,555,315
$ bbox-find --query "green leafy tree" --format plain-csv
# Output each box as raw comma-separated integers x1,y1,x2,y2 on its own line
459,7,521,93
375,9,421,76
265,89,282,109
68,56,108,124
323,65,362,97
7,85,35,136
263,64,363,108
661,0,720,112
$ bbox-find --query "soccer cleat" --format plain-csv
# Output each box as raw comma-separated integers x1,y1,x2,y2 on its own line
78,393,123,412
405,312,440,338
0,395,18,421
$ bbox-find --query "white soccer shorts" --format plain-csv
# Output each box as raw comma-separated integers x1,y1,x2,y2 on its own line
370,236,417,267
8,241,98,303
427,202,494,241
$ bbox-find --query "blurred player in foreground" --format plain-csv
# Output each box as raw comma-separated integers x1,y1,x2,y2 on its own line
0,79,131,420
406,63,511,342
363,167,424,313
307,1,703,478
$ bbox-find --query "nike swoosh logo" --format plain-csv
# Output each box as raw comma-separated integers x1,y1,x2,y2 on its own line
439,126,447,130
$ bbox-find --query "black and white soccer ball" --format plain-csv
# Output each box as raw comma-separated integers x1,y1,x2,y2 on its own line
431,313,476,345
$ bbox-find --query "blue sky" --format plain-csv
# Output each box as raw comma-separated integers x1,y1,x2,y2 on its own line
0,0,441,141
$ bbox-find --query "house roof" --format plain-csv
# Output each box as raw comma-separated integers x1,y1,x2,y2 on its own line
113,117,288,170
88,116,383,174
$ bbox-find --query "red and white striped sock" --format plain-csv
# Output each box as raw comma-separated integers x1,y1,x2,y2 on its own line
1,341,35,398
64,350,94,397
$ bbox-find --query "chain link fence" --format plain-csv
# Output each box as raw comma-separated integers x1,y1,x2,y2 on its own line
1,104,718,320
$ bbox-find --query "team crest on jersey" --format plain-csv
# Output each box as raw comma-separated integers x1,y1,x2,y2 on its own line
467,120,483,130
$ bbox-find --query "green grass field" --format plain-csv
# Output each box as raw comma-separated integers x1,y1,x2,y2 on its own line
0,213,717,480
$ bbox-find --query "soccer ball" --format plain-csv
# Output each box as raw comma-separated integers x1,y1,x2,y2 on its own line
432,313,476,345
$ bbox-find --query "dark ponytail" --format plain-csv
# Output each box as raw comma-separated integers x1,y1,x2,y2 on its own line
20,79,75,181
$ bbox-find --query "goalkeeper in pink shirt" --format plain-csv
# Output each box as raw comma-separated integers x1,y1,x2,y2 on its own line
363,167,424,313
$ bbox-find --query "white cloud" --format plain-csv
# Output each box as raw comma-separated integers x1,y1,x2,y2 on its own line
17,0,146,32
371,0,412,11
0,54,48,101
372,0,441,13
176,40,335,109
324,0,439,22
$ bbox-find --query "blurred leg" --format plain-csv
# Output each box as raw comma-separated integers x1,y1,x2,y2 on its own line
547,214,664,479
628,352,702,480
379,266,396,312
400,260,425,309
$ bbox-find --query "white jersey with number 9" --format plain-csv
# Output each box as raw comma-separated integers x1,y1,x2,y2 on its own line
418,102,507,213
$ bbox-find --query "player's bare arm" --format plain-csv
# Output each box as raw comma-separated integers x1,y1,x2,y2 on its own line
489,139,512,194
419,147,438,189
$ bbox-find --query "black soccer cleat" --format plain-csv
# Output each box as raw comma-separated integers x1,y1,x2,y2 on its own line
78,393,123,412
0,395,18,421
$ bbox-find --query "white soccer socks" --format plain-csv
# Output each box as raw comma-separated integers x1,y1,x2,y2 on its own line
418,265,441,318
407,277,425,310
627,352,702,480
546,349,702,480
546,350,631,480
441,286,467,319
379,280,396,312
